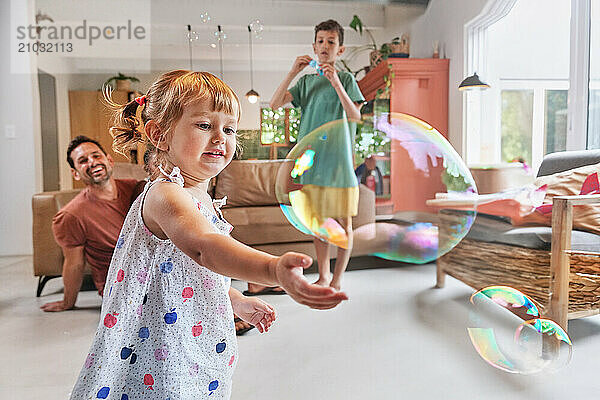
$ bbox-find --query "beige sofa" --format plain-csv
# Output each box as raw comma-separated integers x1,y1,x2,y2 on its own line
32,160,375,296
215,160,375,258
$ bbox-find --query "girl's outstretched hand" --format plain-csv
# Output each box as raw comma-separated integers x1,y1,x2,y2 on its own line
234,297,277,333
273,252,348,309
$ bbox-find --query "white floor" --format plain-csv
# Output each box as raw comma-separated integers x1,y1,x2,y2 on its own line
3,255,600,399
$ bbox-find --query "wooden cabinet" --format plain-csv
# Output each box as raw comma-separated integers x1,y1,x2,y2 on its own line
358,59,450,213
68,90,141,188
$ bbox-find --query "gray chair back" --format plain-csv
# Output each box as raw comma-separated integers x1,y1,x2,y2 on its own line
537,150,600,177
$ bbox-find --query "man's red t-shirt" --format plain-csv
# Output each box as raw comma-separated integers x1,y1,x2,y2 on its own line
52,179,140,294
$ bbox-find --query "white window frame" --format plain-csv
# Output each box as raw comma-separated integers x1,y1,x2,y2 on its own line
464,0,592,168
568,0,591,150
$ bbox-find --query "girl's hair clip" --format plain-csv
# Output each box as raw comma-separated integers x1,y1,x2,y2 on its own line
135,95,147,106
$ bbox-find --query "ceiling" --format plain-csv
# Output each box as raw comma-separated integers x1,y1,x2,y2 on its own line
33,0,428,74
313,0,429,4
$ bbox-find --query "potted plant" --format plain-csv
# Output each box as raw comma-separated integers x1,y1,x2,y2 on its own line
386,34,410,58
338,16,406,78
104,73,140,91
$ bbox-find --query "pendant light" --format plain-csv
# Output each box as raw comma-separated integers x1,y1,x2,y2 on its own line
458,72,490,91
245,24,259,104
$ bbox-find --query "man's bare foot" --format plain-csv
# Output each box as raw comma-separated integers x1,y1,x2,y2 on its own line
314,276,332,287
234,317,254,336
244,283,285,296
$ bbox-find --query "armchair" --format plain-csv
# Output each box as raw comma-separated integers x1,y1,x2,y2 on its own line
437,150,600,332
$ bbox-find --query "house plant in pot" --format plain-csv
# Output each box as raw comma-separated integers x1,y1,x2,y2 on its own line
104,73,140,91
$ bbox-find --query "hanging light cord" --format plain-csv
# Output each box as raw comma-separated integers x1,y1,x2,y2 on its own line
248,25,254,90
187,24,193,70
218,25,224,79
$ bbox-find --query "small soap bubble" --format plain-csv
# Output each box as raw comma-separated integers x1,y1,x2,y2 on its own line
468,286,572,374
249,19,264,36
214,29,227,41
200,12,211,24
186,30,199,42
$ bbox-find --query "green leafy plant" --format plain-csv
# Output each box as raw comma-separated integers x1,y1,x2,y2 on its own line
338,16,399,78
349,15,377,49
104,73,140,89
375,64,395,99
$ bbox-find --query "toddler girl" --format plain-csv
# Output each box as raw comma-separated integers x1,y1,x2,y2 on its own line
69,70,347,400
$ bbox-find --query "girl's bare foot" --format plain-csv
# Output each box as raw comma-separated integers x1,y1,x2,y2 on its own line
314,276,331,286
329,280,341,291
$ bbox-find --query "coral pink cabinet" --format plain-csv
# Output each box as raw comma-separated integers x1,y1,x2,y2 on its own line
358,59,450,213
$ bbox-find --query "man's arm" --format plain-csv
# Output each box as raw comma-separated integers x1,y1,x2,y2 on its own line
40,245,85,312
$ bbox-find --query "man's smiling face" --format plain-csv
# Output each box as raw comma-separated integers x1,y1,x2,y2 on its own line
70,142,114,185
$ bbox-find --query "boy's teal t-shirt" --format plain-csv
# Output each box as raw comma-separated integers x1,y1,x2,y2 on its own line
288,71,365,188
289,71,365,141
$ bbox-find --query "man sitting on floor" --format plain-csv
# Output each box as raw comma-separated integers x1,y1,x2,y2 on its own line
40,136,142,312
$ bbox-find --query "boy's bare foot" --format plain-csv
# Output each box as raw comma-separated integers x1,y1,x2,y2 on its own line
314,276,332,287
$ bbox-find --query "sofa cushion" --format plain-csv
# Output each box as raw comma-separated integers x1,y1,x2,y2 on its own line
467,214,600,251
222,205,312,245
112,162,148,181
537,150,600,177
215,160,291,207
516,162,600,235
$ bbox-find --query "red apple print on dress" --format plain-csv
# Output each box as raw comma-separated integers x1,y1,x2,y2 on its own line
103,313,119,328
115,269,125,283
143,373,154,390
202,278,215,290
182,286,194,302
84,353,95,368
192,321,203,337
228,355,235,367
154,345,169,361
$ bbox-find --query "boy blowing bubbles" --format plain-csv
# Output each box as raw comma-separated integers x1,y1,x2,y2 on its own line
252,19,364,294
270,19,363,121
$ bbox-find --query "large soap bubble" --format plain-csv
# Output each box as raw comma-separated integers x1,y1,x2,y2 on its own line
275,113,477,263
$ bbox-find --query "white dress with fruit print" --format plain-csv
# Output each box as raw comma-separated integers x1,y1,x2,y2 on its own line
70,171,237,400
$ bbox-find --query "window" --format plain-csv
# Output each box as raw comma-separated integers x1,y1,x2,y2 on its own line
260,107,300,145
545,89,568,154
500,90,533,164
464,0,600,172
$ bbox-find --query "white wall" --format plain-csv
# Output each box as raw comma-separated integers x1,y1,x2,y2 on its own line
410,0,488,156
1,0,42,256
